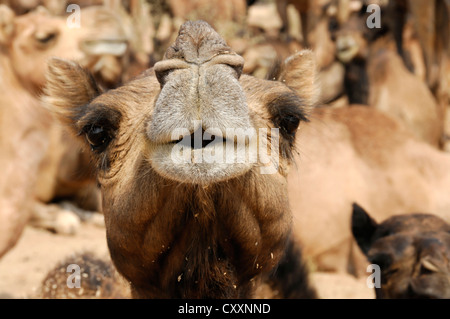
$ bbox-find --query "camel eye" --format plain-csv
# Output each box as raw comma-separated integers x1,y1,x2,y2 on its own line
280,116,300,137
35,30,58,47
85,125,111,151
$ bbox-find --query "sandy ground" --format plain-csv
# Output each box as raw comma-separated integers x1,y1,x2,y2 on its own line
0,223,109,299
0,222,374,299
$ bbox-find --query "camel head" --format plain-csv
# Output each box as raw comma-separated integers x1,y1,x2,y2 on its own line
43,20,317,298
352,203,450,299
326,0,370,64
0,5,129,92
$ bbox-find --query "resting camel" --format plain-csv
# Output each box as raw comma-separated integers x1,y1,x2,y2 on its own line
288,104,450,276
0,4,132,258
43,20,317,298
352,203,450,298
330,0,444,147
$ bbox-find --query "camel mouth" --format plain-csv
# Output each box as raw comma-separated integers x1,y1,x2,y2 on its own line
149,126,262,184
336,37,359,63
337,45,359,63
147,118,281,183
150,144,254,184
169,127,227,150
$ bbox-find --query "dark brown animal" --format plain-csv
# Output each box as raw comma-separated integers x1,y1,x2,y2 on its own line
352,203,450,298
43,20,317,299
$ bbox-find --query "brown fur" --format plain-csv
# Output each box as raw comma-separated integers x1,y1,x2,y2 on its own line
167,0,247,27
352,203,450,298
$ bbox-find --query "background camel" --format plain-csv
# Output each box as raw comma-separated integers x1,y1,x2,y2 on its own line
275,0,449,148
352,203,450,298
288,105,450,276
0,4,140,258
329,0,444,147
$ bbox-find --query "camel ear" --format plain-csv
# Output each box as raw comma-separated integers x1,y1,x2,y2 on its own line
278,50,319,111
351,203,379,256
0,4,15,45
43,58,101,134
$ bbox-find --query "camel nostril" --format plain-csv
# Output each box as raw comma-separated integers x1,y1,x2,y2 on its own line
207,53,245,79
154,59,190,86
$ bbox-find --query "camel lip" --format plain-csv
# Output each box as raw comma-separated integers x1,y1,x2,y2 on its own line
336,39,359,63
149,122,257,149
168,127,229,150
151,125,261,170
150,148,255,185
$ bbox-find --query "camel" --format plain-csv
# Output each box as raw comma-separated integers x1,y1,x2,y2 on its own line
272,3,450,273
351,203,450,298
1,5,131,93
330,0,444,148
42,17,450,297
43,20,318,298
0,4,133,258
287,105,450,276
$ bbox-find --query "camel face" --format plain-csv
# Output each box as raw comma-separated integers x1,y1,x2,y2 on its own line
352,204,450,299
4,7,73,91
0,5,128,92
45,20,313,187
44,21,316,298
148,21,254,184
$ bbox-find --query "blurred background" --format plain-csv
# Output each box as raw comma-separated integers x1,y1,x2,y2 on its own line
0,0,448,299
